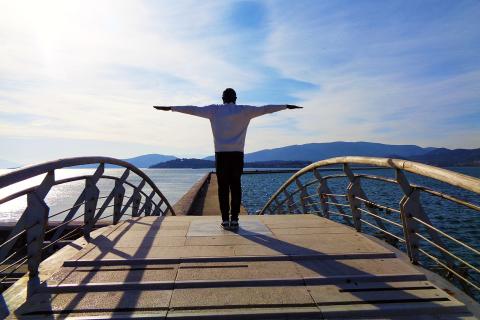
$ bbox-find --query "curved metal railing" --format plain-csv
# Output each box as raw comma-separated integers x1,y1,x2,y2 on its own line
259,156,480,298
0,156,174,294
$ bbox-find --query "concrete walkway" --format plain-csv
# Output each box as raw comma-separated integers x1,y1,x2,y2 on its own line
189,174,248,216
12,215,474,319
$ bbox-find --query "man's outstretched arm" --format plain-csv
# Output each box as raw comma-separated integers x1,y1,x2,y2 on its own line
247,104,303,118
153,105,214,119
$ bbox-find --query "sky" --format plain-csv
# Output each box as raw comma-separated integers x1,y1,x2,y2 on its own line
1,0,479,165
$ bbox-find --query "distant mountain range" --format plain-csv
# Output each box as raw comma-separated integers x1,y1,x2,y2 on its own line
195,142,480,167
203,142,438,162
150,159,311,169
406,148,480,167
123,154,177,168
0,159,21,169
1,142,479,169
73,154,178,169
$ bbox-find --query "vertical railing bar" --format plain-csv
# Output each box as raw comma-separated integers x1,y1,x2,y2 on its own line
50,164,104,243
25,170,55,296
344,164,362,232
83,164,103,241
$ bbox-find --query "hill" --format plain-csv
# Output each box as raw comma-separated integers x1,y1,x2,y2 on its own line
407,148,480,167
150,158,311,169
76,154,177,168
204,142,437,162
123,154,177,168
0,159,21,169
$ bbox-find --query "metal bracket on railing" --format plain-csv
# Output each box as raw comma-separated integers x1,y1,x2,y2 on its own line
130,180,146,217
25,171,54,296
344,164,363,232
112,169,129,224
153,198,164,216
314,170,329,218
113,187,126,225
273,198,282,214
295,178,309,214
84,176,100,242
397,169,454,266
284,189,300,214
139,190,155,216
397,169,429,264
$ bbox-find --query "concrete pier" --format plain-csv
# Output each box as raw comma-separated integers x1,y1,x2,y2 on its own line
5,214,475,319
173,173,248,216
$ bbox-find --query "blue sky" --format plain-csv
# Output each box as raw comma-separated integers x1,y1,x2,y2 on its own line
0,0,479,165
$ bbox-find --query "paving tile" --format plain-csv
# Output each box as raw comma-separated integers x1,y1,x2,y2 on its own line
176,261,302,281
78,246,182,260
185,235,266,246
93,235,186,248
48,265,178,285
263,219,346,229
317,298,466,319
270,226,353,235
179,245,236,258
274,233,394,254
169,286,316,309
16,290,172,316
233,245,289,256
108,228,188,239
294,258,423,278
187,220,272,237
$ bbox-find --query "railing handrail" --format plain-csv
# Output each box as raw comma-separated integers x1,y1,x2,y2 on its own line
260,156,480,214
0,156,174,214
1,156,147,187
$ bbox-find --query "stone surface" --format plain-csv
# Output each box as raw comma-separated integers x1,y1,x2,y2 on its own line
9,215,474,319
187,220,272,237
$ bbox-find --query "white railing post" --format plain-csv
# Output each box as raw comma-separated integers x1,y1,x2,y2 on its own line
284,189,299,214
139,190,155,216
153,198,164,216
344,164,362,232
274,198,283,214
113,185,125,224
131,180,146,217
25,171,54,296
295,178,308,214
396,169,453,265
84,175,100,242
314,169,330,218
396,169,422,263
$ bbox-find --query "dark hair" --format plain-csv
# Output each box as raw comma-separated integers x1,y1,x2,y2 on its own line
222,88,237,104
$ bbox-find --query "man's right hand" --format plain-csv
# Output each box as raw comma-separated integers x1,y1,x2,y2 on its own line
286,104,303,109
153,106,172,111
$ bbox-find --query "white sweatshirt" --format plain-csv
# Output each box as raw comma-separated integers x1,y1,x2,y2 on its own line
172,103,287,152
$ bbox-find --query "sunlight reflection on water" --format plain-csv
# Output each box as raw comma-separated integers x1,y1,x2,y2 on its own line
0,168,210,222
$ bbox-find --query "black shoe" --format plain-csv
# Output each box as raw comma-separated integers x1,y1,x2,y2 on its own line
230,220,239,230
221,221,230,230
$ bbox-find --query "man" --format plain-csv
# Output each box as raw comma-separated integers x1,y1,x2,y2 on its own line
154,88,302,230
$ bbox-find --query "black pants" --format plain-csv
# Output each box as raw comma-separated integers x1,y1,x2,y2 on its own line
215,152,244,222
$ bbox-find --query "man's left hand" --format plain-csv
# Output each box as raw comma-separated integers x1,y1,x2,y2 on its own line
286,104,303,109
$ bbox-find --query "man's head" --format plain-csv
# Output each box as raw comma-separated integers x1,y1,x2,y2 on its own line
222,88,237,104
